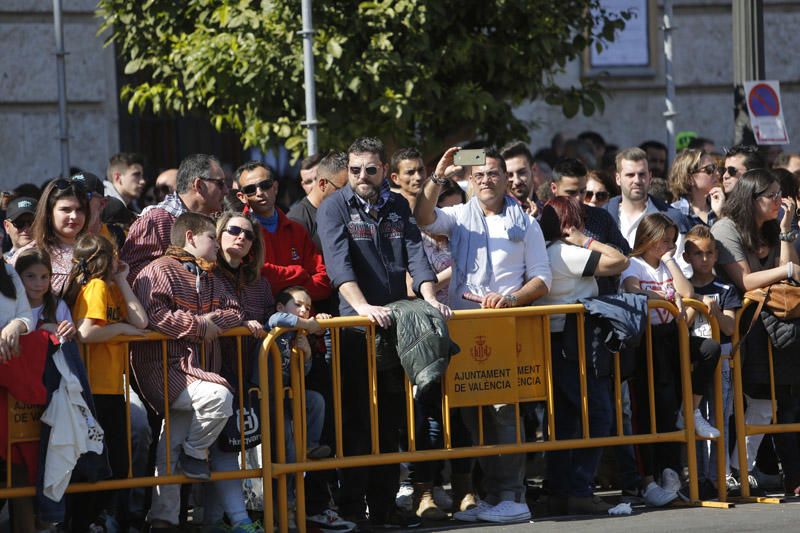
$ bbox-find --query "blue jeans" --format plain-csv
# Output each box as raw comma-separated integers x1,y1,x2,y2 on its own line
546,333,612,498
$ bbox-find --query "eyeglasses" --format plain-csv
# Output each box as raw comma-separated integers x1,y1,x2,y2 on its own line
52,178,86,193
10,217,33,230
757,189,782,201
201,177,227,189
723,167,739,178
349,165,379,176
241,178,274,196
325,179,342,191
584,190,610,202
472,171,502,182
693,164,719,175
224,225,255,241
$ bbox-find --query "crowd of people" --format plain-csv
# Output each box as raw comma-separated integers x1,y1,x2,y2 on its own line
1,133,800,533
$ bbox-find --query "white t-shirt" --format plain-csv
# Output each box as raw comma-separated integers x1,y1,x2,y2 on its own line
620,256,675,324
31,299,73,327
537,242,599,332
423,204,552,309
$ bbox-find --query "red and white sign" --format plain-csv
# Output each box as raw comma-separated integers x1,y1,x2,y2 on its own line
744,80,790,145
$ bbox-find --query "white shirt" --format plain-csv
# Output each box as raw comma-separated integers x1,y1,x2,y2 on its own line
423,203,552,310
538,242,599,332
620,256,676,324
0,264,33,334
31,300,74,327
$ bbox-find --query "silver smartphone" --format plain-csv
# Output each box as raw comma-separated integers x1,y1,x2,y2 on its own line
454,148,486,167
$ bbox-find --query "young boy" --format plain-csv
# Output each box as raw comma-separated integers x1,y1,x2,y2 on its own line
682,224,742,490
131,212,245,530
268,286,331,460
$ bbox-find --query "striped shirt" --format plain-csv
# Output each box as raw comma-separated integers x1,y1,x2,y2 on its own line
121,208,179,285
130,256,244,414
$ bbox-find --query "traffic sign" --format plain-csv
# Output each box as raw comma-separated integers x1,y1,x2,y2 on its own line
744,80,790,145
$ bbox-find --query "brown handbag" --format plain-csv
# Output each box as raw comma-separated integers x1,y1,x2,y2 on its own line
745,280,800,320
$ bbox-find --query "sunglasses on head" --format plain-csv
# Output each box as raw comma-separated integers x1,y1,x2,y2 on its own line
224,225,255,241
584,190,609,201
241,178,274,196
52,178,86,192
349,165,379,176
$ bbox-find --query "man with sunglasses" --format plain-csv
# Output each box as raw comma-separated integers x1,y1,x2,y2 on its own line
235,161,330,301
121,153,228,283
3,196,37,261
721,144,765,194
287,151,348,252
318,137,449,529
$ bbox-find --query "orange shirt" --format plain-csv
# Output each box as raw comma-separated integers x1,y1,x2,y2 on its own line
72,278,128,395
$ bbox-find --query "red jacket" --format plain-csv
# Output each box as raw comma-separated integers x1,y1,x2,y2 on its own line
254,208,331,301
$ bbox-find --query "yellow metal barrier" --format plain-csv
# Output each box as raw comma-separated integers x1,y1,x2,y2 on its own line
1,300,734,531
730,299,800,504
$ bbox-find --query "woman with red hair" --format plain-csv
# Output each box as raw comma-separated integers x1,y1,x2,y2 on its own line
537,195,629,515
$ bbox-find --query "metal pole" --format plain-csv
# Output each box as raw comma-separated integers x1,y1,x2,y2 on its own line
662,0,677,159
732,0,764,145
299,0,319,156
53,0,70,177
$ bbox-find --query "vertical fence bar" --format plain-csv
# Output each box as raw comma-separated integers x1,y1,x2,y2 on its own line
732,312,751,498
543,327,556,441
162,339,171,475
331,327,344,457
290,347,306,533
405,376,416,452
614,353,623,437
124,346,133,478
645,319,657,434
236,336,246,465
675,304,699,502
271,342,289,533
258,335,274,532
366,326,380,454
442,381,452,449
577,312,590,439
767,342,778,423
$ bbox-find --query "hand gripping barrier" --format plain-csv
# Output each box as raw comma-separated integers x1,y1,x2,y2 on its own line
0,301,734,531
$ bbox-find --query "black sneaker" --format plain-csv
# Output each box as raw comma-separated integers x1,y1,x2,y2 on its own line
177,448,211,480
370,507,422,529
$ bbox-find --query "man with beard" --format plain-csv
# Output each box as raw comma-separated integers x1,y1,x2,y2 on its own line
604,147,690,250
501,141,541,216
318,137,450,529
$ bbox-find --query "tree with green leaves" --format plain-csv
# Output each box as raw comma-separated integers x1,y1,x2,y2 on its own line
98,0,628,159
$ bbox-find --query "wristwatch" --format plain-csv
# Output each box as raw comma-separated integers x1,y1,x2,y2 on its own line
504,294,518,307
779,230,799,242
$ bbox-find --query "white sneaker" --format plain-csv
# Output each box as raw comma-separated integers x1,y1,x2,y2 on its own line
693,409,720,439
453,500,493,522
677,408,720,439
306,509,356,532
476,500,531,523
432,486,453,510
661,468,682,493
395,484,414,512
643,481,678,507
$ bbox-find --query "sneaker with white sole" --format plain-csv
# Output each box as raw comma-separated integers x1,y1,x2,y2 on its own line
676,408,720,439
395,484,414,512
643,481,678,507
453,500,493,522
306,509,356,532
476,501,531,523
661,468,682,493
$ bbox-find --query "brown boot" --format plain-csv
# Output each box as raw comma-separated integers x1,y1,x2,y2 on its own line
413,482,448,520
450,473,478,513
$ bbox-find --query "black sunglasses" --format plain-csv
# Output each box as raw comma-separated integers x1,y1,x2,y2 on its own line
723,166,739,178
693,164,719,175
224,225,255,241
584,190,609,201
349,165,379,176
10,217,33,230
241,178,274,196
53,178,86,192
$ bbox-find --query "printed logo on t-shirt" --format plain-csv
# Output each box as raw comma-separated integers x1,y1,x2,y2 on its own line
347,221,376,241
640,278,676,324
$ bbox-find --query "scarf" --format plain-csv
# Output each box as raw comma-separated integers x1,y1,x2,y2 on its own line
449,194,528,303
353,179,392,214
164,246,217,273
216,257,248,293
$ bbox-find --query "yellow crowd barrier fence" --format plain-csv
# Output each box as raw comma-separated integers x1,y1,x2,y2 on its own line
1,300,733,531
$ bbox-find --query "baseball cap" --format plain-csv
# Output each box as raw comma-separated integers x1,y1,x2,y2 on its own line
5,197,38,221
70,172,105,196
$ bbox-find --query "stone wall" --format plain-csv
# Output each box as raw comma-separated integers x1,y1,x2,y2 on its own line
515,0,800,155
0,0,118,190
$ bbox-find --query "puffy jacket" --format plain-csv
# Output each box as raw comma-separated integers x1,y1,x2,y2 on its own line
375,299,460,392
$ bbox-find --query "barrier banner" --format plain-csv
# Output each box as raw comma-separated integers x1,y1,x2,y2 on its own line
515,316,548,401
9,399,44,440
445,317,519,407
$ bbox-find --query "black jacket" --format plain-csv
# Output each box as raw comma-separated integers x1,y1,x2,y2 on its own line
375,299,460,392
561,293,649,378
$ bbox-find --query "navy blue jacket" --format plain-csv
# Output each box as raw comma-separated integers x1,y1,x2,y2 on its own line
317,183,436,317
604,194,693,235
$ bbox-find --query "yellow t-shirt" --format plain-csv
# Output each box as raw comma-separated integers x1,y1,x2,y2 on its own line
72,278,128,395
